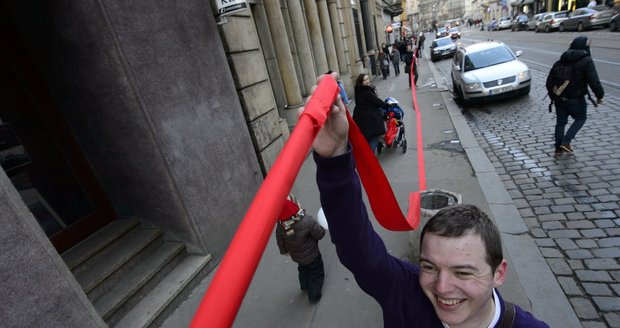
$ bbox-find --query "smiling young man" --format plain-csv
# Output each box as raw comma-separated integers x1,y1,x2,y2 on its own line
308,76,548,327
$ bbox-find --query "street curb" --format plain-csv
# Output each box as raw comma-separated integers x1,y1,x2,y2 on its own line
426,60,581,327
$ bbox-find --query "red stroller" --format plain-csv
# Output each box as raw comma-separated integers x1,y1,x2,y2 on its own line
377,97,406,154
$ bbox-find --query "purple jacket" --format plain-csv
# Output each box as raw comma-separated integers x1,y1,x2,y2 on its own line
314,149,549,328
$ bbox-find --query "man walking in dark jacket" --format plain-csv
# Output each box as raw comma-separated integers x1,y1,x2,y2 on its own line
275,195,326,303
548,36,604,154
403,45,417,88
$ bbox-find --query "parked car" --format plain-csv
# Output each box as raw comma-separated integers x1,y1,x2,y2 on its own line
448,27,461,39
537,11,569,32
497,16,513,30
451,41,531,105
528,13,546,31
559,5,616,31
511,14,530,31
430,36,458,62
487,19,498,31
611,12,620,31
436,27,449,38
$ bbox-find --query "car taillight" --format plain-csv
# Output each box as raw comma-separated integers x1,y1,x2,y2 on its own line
550,19,555,24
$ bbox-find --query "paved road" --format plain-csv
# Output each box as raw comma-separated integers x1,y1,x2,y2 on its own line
429,29,620,328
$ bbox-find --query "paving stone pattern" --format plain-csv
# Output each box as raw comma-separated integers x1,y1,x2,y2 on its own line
464,68,620,328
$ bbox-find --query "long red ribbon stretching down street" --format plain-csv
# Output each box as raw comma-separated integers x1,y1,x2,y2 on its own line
191,58,425,327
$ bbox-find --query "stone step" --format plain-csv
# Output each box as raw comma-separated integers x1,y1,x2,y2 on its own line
61,219,140,271
74,227,163,295
95,241,186,325
113,255,211,328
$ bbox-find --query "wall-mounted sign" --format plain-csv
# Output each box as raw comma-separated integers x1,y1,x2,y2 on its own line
215,0,248,17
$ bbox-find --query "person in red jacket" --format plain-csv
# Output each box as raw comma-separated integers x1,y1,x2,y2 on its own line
275,194,326,303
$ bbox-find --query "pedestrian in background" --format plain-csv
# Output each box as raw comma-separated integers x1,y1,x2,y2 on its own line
547,36,604,154
418,33,426,58
403,45,418,88
390,47,401,76
275,194,326,303
381,43,390,59
352,73,389,153
378,51,390,79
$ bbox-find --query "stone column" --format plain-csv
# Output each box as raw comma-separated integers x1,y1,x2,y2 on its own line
253,3,288,110
280,1,306,94
327,0,347,74
264,0,303,107
287,0,317,95
317,0,338,71
304,0,329,75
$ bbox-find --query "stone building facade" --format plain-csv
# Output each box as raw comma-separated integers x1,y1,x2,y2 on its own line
0,0,398,326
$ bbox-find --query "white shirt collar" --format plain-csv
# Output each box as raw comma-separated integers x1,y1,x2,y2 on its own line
441,289,501,328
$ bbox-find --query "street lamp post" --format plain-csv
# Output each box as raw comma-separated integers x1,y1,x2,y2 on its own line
432,4,437,30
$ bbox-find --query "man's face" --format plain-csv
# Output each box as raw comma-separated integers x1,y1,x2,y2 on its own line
419,232,506,328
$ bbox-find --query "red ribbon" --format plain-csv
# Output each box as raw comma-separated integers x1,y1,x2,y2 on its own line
190,67,426,326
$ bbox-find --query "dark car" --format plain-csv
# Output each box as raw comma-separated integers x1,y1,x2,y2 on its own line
611,13,620,31
430,36,457,62
559,5,615,31
436,27,449,38
511,14,529,31
487,19,498,31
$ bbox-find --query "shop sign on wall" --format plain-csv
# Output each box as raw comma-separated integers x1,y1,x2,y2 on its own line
215,0,248,16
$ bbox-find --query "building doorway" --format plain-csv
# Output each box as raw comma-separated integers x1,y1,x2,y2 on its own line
1,13,116,253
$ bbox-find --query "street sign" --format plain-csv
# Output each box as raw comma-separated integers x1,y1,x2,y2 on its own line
215,0,248,16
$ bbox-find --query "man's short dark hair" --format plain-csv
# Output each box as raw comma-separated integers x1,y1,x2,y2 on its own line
420,204,503,270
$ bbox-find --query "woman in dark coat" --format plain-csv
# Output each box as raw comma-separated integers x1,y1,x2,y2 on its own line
352,74,389,152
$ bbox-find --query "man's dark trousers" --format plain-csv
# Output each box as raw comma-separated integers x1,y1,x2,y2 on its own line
554,97,587,148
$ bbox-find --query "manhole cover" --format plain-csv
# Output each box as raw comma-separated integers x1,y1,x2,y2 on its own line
420,190,460,210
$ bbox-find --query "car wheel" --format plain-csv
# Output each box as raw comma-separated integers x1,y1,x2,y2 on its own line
452,82,466,105
545,25,550,33
521,85,531,96
610,21,616,32
577,22,584,32
559,24,565,32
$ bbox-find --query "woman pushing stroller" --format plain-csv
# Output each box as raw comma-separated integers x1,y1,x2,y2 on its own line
352,74,390,153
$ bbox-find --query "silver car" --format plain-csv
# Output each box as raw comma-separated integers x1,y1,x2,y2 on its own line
537,11,569,32
451,42,531,105
529,13,546,31
559,6,616,32
430,36,457,62
497,16,513,30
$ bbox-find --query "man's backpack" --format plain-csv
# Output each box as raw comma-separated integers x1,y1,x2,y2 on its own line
546,60,578,102
545,58,596,112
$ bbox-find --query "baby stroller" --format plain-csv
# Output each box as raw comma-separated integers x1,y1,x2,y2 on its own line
377,97,406,154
